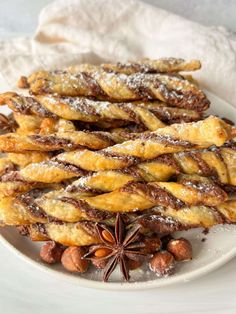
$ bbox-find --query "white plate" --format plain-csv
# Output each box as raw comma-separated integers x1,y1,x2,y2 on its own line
0,89,236,290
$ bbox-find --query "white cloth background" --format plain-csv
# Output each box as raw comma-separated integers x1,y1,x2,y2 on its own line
0,0,236,106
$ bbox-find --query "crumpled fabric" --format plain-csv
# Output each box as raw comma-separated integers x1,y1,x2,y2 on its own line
0,0,235,106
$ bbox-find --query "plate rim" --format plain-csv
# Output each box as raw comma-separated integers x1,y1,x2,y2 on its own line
0,89,236,290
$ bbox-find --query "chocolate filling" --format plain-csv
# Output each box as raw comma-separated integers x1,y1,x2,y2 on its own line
17,194,48,219
139,133,195,148
65,182,105,195
186,151,215,176
180,179,226,203
160,87,210,112
98,150,142,166
117,166,143,179
151,154,181,172
50,159,89,176
150,106,202,123
138,214,183,234
77,220,99,238
120,182,185,209
11,97,56,119
82,72,107,98
116,103,144,126
30,135,77,150
127,76,156,100
1,171,28,182
63,97,101,117
90,131,116,146
59,197,115,220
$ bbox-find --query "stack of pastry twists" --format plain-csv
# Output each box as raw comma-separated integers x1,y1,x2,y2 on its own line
26,71,210,111
0,57,235,248
0,92,203,131
0,116,234,191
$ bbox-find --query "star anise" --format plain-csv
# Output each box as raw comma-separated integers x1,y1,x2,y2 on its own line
0,113,17,134
84,213,147,282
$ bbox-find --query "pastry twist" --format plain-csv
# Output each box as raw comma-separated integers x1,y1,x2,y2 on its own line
0,177,228,226
68,58,201,75
5,199,236,246
0,117,234,188
13,112,76,136
0,129,131,152
2,144,235,196
27,70,210,111
65,144,236,193
0,92,203,131
139,199,236,234
28,221,100,246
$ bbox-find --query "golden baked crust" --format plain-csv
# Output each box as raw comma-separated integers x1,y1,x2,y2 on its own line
27,70,210,111
0,57,235,255
68,146,236,192
68,58,201,74
0,176,228,226
21,199,236,245
0,129,131,152
139,199,236,233
0,117,233,192
0,92,203,131
2,145,234,197
8,151,51,168
28,222,100,246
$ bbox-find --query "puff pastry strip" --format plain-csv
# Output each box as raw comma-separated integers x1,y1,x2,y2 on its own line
0,117,234,187
68,58,201,75
14,112,76,136
0,93,202,131
0,178,228,226
27,70,210,111
2,144,235,197
7,151,51,168
0,129,131,152
65,145,236,193
139,199,236,233
27,222,100,246
12,199,236,246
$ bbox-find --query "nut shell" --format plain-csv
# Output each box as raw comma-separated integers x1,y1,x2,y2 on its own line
149,251,175,277
61,246,89,273
141,235,162,254
167,238,192,261
40,241,64,264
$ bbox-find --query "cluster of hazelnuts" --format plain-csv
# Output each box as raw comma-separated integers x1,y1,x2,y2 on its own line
39,235,192,277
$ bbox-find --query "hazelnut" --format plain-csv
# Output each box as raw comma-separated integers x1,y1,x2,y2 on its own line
18,76,29,89
92,258,108,269
61,246,89,273
149,251,175,277
167,238,192,261
40,241,64,264
141,235,162,254
127,259,143,270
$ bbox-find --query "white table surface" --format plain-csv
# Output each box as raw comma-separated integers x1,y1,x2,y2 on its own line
1,1,236,313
